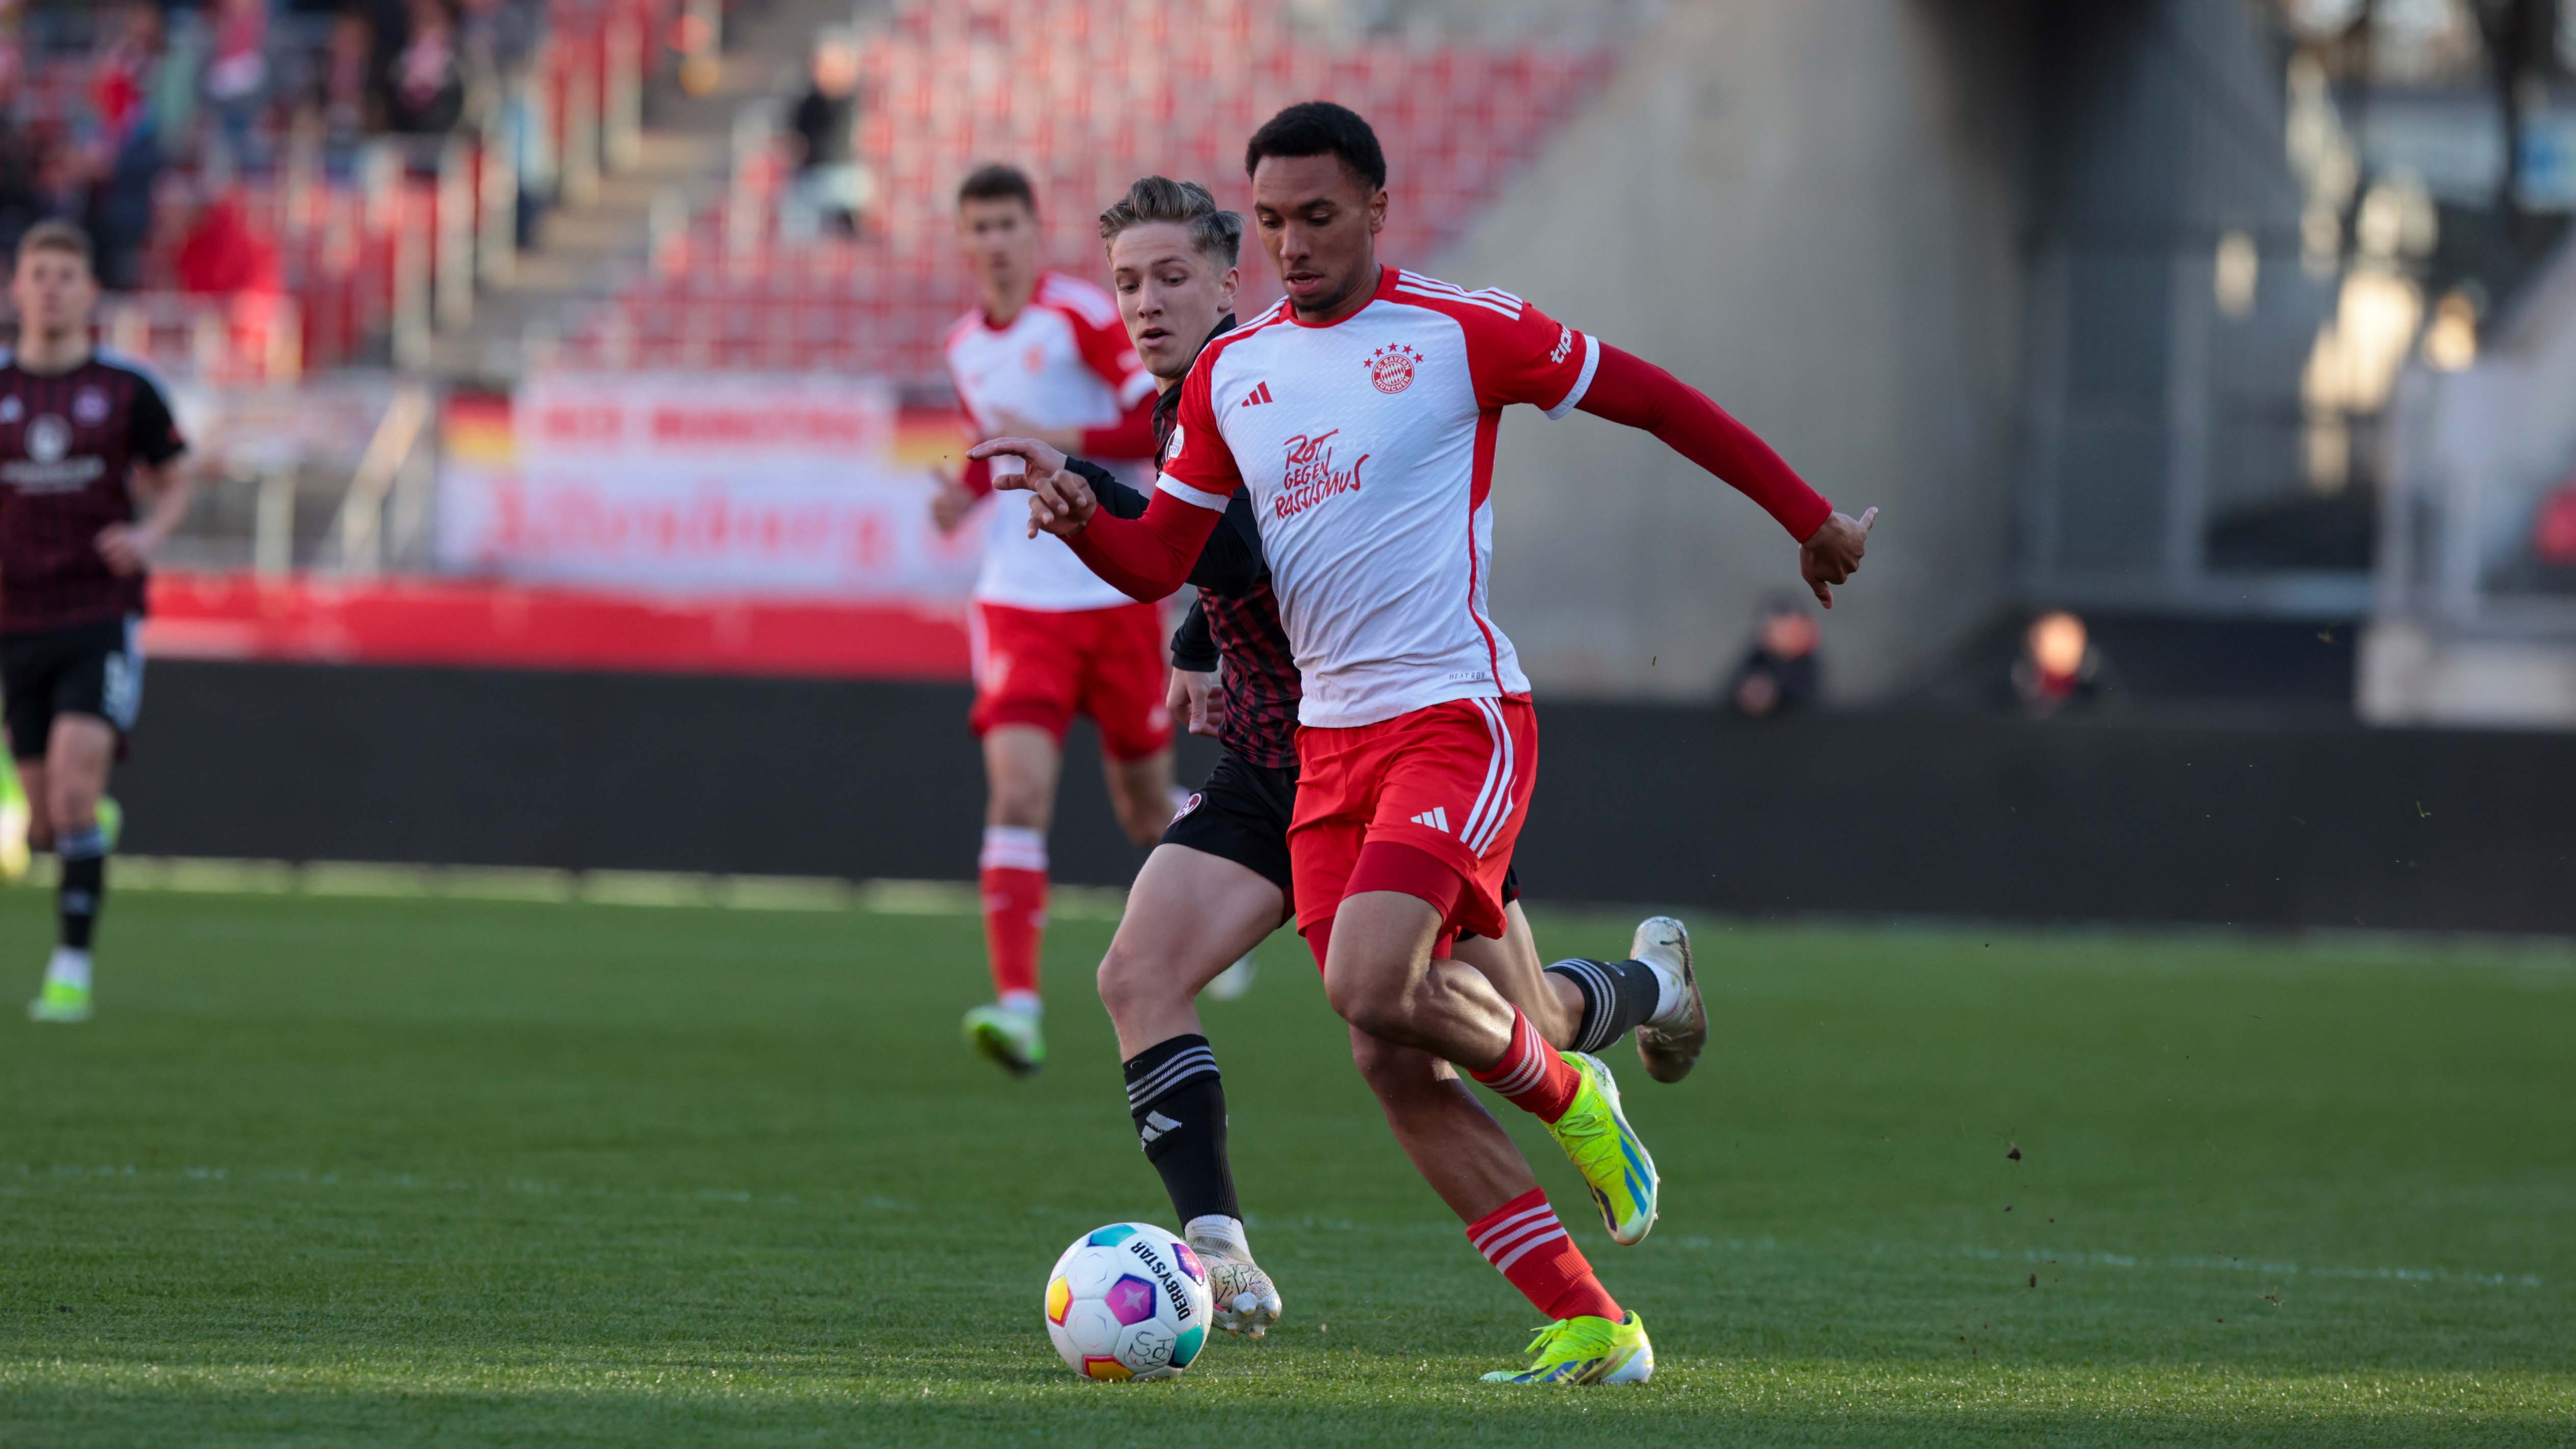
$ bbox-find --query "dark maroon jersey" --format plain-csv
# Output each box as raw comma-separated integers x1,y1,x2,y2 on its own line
0,350,184,634
1198,583,1301,770
1150,348,1302,771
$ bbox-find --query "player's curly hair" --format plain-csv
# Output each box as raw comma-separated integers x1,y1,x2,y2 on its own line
1244,101,1386,192
1097,176,1242,267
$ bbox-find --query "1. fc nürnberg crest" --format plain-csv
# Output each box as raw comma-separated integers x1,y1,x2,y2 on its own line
1366,344,1422,394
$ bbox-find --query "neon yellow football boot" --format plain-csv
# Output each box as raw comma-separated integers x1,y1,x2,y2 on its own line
1544,1051,1659,1245
962,1003,1045,1076
0,758,28,883
1480,1311,1654,1385
28,976,90,1023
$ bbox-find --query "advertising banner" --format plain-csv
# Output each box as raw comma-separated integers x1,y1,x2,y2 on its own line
435,372,979,603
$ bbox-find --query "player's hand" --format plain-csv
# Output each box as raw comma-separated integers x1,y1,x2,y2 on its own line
928,479,975,535
95,523,153,575
1167,668,1224,738
970,436,1094,538
1799,507,1877,610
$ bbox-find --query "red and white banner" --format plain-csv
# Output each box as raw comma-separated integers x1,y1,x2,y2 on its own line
436,373,979,603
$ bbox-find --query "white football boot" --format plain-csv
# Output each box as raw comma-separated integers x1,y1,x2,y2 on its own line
1185,1224,1283,1339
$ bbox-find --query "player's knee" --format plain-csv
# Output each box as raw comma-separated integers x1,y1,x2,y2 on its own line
44,783,95,834
1113,805,1164,850
987,789,1049,830
1093,942,1166,1023
1324,968,1416,1041
1345,1029,1408,1088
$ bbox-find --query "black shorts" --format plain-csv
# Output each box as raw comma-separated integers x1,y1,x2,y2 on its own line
2,616,144,759
1160,749,1522,924
1163,751,1299,899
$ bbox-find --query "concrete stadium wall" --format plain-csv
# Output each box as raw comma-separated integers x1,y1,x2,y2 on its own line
1433,0,2033,702
116,663,2576,935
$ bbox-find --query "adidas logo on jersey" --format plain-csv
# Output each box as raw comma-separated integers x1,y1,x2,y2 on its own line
1238,381,1275,408
1411,806,1452,834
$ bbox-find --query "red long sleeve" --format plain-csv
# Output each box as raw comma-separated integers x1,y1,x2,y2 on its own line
1576,344,1831,541
1078,391,1158,459
1065,485,1221,601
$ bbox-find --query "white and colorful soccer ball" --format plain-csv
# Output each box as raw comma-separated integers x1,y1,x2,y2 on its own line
1043,1222,1213,1381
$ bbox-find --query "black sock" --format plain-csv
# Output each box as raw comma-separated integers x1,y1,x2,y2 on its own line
57,825,107,952
1545,958,1663,1054
1123,1034,1239,1226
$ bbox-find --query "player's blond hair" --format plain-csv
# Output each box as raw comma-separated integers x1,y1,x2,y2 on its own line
1098,176,1241,267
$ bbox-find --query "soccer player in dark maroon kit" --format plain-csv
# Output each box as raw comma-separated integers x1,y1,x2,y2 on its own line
4,221,193,1023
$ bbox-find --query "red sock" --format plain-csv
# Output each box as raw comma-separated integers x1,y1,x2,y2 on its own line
1467,1009,1581,1122
978,826,1048,1000
1467,1189,1623,1322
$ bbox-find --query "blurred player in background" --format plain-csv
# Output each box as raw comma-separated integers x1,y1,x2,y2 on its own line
2,220,192,1023
975,175,1706,1362
932,164,1175,1076
1008,103,1877,1384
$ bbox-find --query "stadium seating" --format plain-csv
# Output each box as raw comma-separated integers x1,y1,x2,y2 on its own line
543,0,1615,377
8,0,674,382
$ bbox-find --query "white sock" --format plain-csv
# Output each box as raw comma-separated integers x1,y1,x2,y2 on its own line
998,989,1042,1016
1643,956,1689,1026
1184,1214,1249,1256
45,946,91,991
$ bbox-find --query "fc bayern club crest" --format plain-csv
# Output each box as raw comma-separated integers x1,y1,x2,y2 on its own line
1365,343,1423,395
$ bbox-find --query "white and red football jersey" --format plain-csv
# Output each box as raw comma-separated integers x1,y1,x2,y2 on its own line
946,271,1160,611
1154,267,1600,727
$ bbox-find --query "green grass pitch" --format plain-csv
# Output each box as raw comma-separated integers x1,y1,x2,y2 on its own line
1,885,2569,1445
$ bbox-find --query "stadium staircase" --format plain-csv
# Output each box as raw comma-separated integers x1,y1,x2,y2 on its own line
431,0,884,379
535,0,1617,379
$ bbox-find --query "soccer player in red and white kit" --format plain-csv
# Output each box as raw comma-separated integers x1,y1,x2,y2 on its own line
1010,104,1877,1384
2,221,194,1023
932,164,1176,1076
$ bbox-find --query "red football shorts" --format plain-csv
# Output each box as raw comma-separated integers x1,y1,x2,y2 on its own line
1289,694,1538,944
968,599,1174,761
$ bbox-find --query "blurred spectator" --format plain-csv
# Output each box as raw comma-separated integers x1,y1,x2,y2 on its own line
86,5,167,291
788,31,864,235
90,4,160,148
389,0,464,136
311,8,379,148
2536,478,2576,571
2010,611,2123,718
458,0,542,83
204,0,272,167
176,188,282,297
1724,593,1822,718
0,64,39,262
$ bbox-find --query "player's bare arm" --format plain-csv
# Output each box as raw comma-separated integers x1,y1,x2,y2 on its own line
98,457,193,576
926,460,977,535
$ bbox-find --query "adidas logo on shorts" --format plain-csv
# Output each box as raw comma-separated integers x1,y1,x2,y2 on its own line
1410,806,1452,834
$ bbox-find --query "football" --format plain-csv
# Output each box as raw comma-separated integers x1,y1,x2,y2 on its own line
1043,1222,1214,1381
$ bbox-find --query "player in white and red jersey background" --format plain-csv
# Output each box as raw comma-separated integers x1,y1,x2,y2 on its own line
1007,102,1878,1385
930,164,1175,1078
